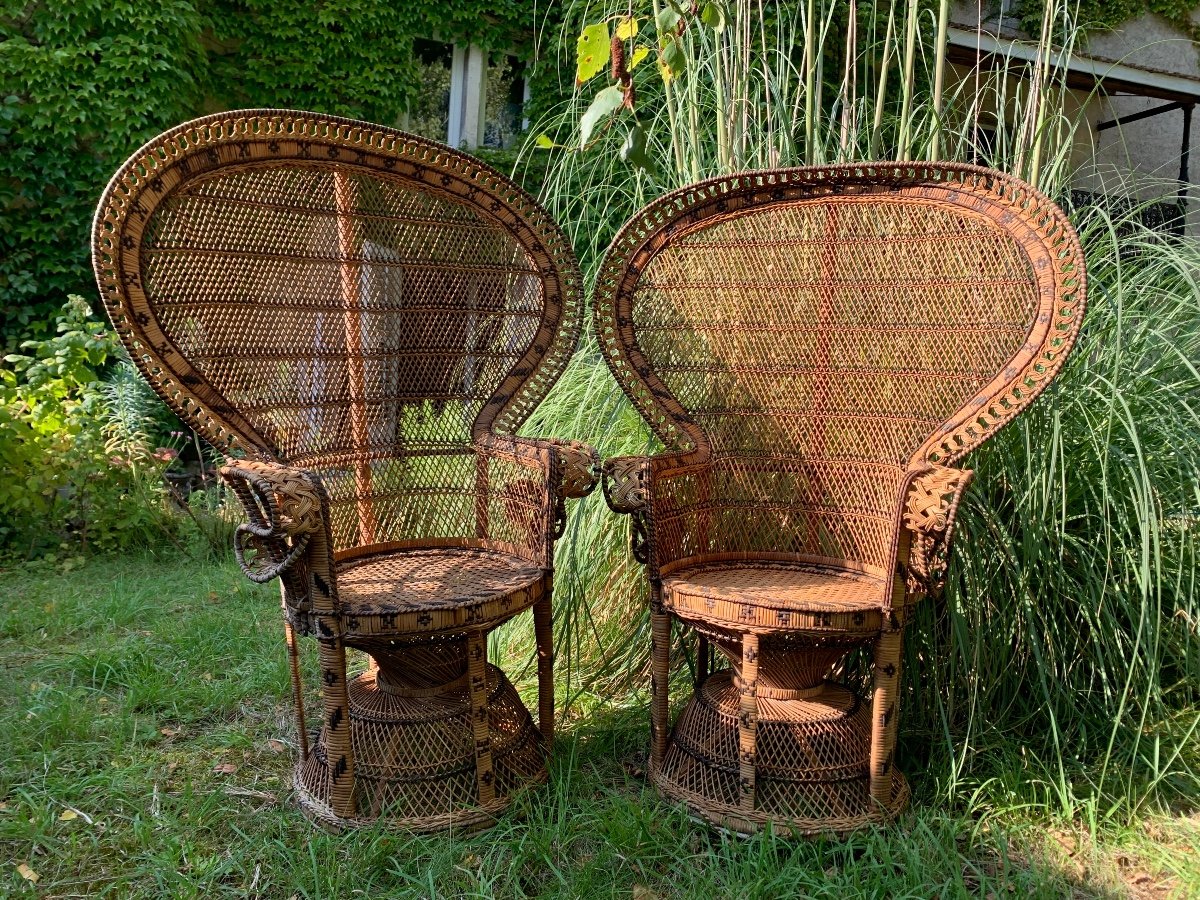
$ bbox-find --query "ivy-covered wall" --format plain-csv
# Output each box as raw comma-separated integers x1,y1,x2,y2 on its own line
0,1,555,349
1017,0,1200,46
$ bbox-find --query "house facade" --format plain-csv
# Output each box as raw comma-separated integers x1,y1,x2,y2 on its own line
948,4,1199,235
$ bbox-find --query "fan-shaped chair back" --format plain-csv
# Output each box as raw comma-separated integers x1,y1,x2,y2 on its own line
94,110,580,555
594,165,1085,576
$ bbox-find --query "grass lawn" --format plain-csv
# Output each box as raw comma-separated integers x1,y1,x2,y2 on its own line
1,552,1197,898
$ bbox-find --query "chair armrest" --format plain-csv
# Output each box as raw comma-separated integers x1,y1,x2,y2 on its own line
601,455,650,514
474,434,598,497
218,460,328,588
549,438,601,499
900,464,975,597
473,434,597,554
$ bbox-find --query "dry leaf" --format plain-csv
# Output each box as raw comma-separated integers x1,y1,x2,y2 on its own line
17,863,39,883
212,762,238,775
632,886,661,900
0,801,9,811
266,739,286,754
208,591,220,603
58,809,77,821
166,761,178,773
160,726,180,737
202,673,213,681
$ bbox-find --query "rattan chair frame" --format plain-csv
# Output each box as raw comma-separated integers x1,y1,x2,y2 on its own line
595,163,1086,835
93,110,596,831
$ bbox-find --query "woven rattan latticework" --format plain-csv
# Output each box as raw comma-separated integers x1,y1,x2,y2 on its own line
596,164,1086,835
93,110,597,831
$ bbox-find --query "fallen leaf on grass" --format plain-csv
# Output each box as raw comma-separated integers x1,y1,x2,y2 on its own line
212,763,238,775
266,739,286,754
208,591,220,603
17,863,39,883
160,726,181,737
57,806,92,824
632,887,661,900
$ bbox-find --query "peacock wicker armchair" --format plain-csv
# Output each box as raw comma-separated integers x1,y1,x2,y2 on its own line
595,164,1086,836
93,110,597,832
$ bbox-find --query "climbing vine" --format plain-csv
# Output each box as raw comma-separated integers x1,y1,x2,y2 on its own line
1017,0,1200,47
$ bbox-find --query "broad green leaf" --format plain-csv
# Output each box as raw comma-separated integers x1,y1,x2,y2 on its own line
654,7,681,35
576,22,610,85
615,16,638,40
659,36,686,83
620,123,657,176
629,47,651,70
701,2,726,31
579,85,626,147
534,133,555,149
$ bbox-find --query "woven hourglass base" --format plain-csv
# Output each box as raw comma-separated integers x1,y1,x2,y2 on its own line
294,663,547,832
653,672,909,836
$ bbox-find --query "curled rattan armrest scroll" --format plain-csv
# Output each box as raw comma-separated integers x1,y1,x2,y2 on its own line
602,455,651,564
219,461,325,587
548,439,601,499
602,456,649,513
901,464,974,597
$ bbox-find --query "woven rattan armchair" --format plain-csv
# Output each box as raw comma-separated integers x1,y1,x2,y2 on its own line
93,110,597,831
595,164,1086,835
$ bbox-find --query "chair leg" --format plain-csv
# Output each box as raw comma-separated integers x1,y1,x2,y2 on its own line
697,634,710,689
869,629,904,810
315,627,356,819
533,586,555,749
467,629,496,806
737,632,760,813
649,589,671,772
281,606,309,762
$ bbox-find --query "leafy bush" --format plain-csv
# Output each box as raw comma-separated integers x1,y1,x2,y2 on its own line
0,297,235,559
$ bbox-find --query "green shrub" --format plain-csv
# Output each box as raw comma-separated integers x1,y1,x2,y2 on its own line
1,298,195,557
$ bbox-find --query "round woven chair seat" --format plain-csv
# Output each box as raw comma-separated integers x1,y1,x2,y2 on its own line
335,547,544,640
661,561,886,634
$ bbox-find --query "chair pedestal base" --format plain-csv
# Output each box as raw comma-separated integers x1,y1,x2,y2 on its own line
294,651,546,832
654,671,909,836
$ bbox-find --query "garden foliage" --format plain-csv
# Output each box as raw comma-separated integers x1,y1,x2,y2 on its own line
1,297,161,555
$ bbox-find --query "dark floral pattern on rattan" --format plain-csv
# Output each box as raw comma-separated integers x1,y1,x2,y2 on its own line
595,164,1086,836
93,110,592,832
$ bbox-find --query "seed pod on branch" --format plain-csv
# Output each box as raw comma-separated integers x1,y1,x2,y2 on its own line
611,33,627,82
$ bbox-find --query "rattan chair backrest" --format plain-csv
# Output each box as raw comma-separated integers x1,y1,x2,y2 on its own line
594,165,1085,572
94,111,581,553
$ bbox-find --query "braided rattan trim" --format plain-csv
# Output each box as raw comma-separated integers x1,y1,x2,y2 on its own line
592,163,1086,468
92,109,583,454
